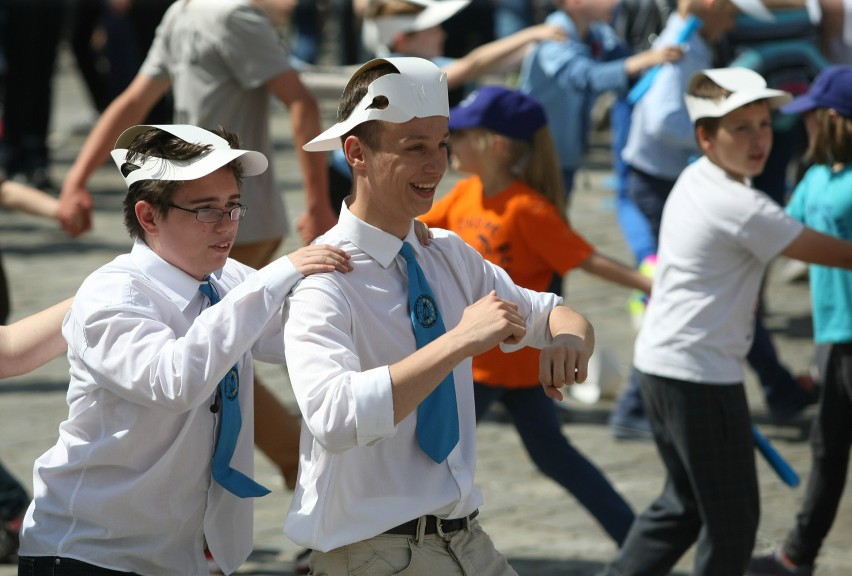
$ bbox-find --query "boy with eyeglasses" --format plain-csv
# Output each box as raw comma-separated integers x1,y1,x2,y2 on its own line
17,125,351,576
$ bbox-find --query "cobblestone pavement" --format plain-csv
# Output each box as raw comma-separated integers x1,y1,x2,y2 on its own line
0,49,849,575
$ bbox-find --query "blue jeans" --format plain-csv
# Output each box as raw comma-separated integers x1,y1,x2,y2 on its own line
625,166,675,245
474,382,635,544
611,99,656,264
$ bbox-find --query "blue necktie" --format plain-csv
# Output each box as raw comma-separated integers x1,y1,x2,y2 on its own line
399,242,459,462
199,280,270,498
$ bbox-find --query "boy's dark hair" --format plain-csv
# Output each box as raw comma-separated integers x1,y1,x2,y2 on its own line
689,75,733,136
337,61,400,150
807,108,852,165
121,127,245,239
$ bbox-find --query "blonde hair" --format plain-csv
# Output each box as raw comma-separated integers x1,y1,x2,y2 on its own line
467,126,566,222
807,107,852,165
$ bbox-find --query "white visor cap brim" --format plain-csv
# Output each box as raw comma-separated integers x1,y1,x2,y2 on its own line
111,124,268,187
684,67,791,123
304,57,449,152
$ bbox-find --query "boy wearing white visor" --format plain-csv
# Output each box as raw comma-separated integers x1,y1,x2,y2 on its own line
285,57,595,575
598,67,852,576
17,125,351,576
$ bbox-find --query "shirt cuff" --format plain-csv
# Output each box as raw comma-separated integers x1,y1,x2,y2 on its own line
351,365,396,446
254,255,301,304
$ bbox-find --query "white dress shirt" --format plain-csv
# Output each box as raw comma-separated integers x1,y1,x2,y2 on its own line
283,203,562,552
20,239,299,576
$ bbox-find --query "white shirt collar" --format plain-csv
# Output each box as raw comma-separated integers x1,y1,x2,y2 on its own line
337,201,421,269
129,238,224,312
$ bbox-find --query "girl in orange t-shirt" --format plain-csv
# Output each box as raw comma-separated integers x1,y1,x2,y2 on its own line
421,86,649,546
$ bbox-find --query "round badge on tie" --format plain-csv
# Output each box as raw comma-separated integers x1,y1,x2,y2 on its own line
414,294,438,328
224,368,239,400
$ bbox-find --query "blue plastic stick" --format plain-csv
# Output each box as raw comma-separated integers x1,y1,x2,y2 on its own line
626,15,703,105
753,425,800,488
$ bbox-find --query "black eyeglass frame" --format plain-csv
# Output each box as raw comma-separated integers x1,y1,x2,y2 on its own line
168,203,247,223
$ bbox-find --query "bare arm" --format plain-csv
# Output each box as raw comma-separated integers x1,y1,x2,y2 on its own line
267,69,336,245
624,46,683,78
539,306,595,401
782,226,852,268
0,298,72,379
443,23,566,89
0,180,59,220
388,291,526,424
580,252,652,293
59,74,170,237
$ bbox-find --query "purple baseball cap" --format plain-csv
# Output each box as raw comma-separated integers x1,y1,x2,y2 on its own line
448,86,547,142
781,65,852,118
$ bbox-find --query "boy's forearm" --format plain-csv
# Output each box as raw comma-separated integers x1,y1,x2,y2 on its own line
581,252,652,293
0,180,59,220
548,305,594,349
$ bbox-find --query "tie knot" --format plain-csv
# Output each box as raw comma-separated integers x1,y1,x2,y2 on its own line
199,280,219,305
399,242,416,263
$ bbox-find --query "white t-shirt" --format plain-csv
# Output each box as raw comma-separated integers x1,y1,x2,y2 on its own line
141,0,292,244
634,156,804,384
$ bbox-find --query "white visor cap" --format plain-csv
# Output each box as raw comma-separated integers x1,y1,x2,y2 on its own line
684,67,791,123
362,0,470,54
304,57,449,152
732,0,774,22
110,124,268,188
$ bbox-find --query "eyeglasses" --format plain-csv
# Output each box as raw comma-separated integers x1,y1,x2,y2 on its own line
169,203,247,223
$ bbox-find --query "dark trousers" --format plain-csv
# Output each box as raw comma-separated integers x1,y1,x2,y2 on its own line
0,461,28,523
603,372,759,576
0,0,66,177
18,557,140,576
784,343,852,565
473,382,635,545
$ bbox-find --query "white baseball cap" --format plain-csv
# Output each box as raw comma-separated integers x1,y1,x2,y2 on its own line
684,67,791,122
304,57,449,152
110,124,268,188
732,0,774,22
362,0,470,54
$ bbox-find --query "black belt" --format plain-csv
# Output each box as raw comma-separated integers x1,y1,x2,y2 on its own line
385,509,479,536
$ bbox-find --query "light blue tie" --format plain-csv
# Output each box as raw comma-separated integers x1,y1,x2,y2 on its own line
199,280,270,498
399,242,460,462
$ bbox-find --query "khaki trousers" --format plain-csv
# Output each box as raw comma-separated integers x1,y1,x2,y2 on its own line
309,519,517,576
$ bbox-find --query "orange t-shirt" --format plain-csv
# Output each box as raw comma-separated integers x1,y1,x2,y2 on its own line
421,176,594,387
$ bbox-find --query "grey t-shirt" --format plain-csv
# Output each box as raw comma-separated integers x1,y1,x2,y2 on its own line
141,0,292,243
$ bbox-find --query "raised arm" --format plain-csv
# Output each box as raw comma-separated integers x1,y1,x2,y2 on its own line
59,74,170,237
0,298,72,379
389,291,526,423
268,69,337,245
443,23,566,89
539,305,595,401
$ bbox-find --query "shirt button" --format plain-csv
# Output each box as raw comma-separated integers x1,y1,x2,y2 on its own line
454,465,461,472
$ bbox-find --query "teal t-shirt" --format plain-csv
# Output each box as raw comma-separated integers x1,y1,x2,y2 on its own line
786,164,852,344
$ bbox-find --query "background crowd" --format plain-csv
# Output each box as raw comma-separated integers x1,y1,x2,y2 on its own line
1,0,851,575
